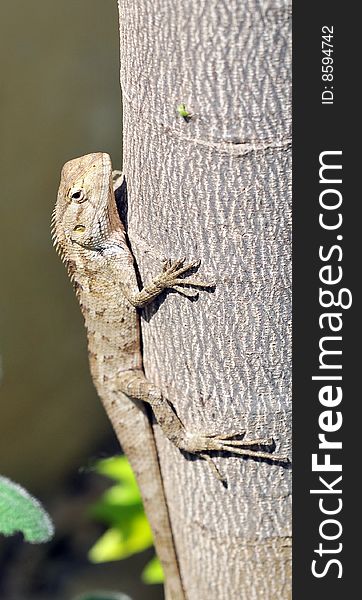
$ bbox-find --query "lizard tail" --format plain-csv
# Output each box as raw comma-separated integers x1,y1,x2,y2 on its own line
102,389,186,600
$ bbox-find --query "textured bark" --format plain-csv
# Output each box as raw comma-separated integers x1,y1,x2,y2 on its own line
118,1,291,599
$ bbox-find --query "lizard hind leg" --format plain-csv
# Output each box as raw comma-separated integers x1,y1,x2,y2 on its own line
184,431,289,464
117,369,188,448
117,370,289,479
195,433,289,483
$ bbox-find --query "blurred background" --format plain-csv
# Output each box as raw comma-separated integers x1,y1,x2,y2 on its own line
0,1,162,598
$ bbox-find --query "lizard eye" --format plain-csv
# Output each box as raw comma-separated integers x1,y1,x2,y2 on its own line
73,224,86,233
68,187,86,203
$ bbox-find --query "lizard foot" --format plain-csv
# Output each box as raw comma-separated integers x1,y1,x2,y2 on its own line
180,431,289,481
161,258,214,291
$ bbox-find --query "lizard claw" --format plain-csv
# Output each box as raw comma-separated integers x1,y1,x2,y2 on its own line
164,258,188,274
161,258,213,291
180,431,289,467
172,285,199,298
162,259,172,271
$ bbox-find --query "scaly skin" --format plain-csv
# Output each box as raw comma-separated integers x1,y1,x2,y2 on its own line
52,152,288,599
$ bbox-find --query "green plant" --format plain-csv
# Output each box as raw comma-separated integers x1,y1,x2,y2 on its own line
0,475,54,543
176,102,192,121
88,456,164,585
74,592,132,600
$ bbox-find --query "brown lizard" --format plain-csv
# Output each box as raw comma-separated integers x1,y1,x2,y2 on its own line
52,152,288,600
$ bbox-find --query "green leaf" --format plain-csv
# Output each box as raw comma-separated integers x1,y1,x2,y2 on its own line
100,481,141,507
142,556,164,584
89,494,143,529
73,592,132,600
176,103,191,118
89,510,153,562
0,475,54,543
89,456,146,532
89,455,161,584
74,592,132,600
93,457,141,505
95,456,136,485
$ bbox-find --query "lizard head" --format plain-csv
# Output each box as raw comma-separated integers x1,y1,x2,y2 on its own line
52,152,122,266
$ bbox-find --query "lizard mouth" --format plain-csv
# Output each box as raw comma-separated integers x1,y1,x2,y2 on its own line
70,236,104,253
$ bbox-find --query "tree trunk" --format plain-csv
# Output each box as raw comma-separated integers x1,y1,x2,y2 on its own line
117,1,292,598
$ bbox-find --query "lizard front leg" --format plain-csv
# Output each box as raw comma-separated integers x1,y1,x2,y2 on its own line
121,258,213,307
117,369,289,481
118,258,288,478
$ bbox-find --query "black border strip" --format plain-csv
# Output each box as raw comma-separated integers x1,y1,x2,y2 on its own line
293,2,359,597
